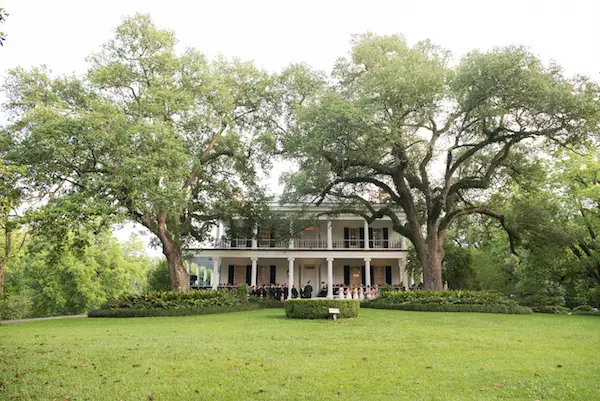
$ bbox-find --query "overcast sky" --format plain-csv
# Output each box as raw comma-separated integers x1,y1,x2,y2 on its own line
1,0,599,256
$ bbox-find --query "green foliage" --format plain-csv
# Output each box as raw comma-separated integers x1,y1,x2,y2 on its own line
146,259,171,292
571,305,594,312
530,305,571,314
88,303,262,318
515,280,566,307
284,299,359,319
362,302,533,314
277,33,600,290
9,230,150,317
2,14,274,291
248,299,286,308
0,294,31,320
591,287,600,308
376,290,519,306
99,289,245,310
443,245,479,290
236,283,249,300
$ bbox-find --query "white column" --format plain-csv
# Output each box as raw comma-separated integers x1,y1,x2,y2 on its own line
212,257,220,290
364,257,371,287
203,265,208,284
288,221,294,249
195,265,200,286
251,257,258,287
399,257,409,290
216,220,223,245
252,225,258,249
288,257,295,298
327,257,334,299
410,274,415,286
364,220,370,249
401,235,407,249
327,220,333,249
186,262,190,289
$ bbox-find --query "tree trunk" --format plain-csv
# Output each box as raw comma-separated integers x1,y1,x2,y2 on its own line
414,231,444,291
164,245,188,292
155,218,188,293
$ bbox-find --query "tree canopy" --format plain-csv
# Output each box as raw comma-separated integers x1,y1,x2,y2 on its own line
2,14,274,291
278,33,600,290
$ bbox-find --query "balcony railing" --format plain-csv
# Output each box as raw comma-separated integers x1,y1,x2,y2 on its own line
213,239,404,249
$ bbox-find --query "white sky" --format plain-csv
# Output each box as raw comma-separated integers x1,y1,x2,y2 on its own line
1,0,599,257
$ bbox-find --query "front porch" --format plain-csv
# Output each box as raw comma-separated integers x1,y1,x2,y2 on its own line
201,256,419,298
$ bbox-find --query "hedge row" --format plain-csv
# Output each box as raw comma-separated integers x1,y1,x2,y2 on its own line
99,289,246,310
378,290,519,306
88,302,264,318
362,302,533,314
285,299,359,319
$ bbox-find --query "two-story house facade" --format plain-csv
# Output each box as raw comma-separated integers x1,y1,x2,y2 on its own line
186,203,413,298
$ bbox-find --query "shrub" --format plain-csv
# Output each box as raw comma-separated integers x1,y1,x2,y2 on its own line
99,290,243,311
249,299,285,308
89,303,263,318
572,305,594,312
362,302,532,314
0,295,32,320
531,305,571,314
146,259,171,292
285,299,359,319
377,290,518,306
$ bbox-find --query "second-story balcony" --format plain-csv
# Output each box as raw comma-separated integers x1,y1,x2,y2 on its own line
213,238,404,250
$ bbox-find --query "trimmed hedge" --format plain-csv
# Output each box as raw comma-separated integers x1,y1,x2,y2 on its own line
378,290,518,306
362,302,533,314
89,303,264,318
285,299,359,319
99,290,244,310
249,299,286,309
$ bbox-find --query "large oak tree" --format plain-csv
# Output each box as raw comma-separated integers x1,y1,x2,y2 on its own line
2,15,273,292
278,34,600,290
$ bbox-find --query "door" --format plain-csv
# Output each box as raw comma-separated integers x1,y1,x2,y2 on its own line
234,266,247,285
302,265,317,297
349,266,362,287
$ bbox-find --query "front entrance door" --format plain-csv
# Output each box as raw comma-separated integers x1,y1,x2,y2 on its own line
349,266,362,287
234,266,247,285
302,265,317,297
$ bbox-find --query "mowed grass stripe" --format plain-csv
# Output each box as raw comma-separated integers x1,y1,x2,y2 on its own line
1,309,599,400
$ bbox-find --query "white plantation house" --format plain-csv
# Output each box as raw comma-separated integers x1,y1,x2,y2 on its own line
186,203,417,298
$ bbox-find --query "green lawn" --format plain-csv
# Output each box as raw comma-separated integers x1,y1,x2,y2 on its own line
1,309,599,401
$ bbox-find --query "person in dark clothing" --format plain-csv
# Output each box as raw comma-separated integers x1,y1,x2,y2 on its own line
291,285,299,298
283,284,288,300
304,281,313,298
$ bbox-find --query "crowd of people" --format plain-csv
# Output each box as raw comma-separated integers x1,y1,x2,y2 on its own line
246,282,416,301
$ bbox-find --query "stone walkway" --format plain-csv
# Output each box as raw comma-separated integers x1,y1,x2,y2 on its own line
0,314,87,325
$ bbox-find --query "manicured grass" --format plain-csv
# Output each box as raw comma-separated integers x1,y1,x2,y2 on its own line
1,309,599,400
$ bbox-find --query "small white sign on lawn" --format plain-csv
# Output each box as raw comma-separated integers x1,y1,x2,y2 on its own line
329,308,340,321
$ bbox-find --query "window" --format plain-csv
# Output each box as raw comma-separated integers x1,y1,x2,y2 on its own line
349,228,360,248
372,228,384,248
259,229,271,247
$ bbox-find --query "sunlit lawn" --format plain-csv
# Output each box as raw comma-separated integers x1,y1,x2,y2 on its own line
1,309,599,401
